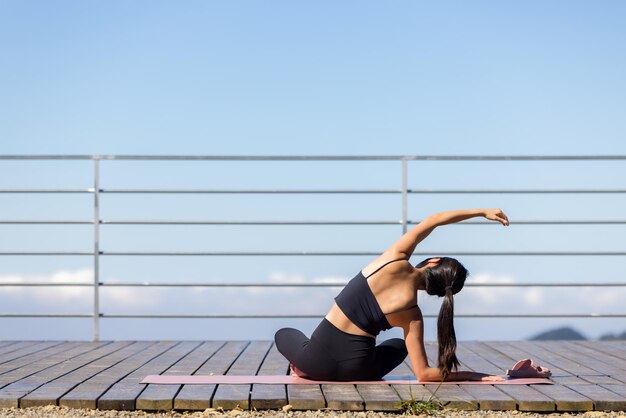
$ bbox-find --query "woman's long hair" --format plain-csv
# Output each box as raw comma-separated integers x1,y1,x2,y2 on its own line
417,257,468,378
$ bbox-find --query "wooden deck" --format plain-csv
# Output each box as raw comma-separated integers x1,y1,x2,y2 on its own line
0,340,624,412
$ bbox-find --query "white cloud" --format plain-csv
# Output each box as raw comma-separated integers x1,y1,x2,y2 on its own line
268,271,307,283
523,288,544,307
464,272,516,305
0,268,162,310
454,271,625,316
311,276,348,284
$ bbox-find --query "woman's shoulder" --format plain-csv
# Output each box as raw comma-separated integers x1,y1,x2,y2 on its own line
362,256,414,278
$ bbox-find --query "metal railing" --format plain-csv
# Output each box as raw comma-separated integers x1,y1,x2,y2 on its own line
1,155,626,341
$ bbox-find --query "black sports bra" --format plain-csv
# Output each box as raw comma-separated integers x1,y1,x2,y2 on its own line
334,258,418,336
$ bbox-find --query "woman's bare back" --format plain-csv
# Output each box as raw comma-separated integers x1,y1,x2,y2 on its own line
325,258,420,337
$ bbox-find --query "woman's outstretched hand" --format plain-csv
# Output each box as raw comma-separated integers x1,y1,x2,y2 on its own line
483,208,509,226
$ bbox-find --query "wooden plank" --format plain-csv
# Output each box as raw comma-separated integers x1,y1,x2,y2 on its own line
357,384,402,412
459,385,516,411
581,341,626,360
559,341,626,383
0,342,68,375
287,384,326,410
423,342,477,410
483,341,580,380
5,342,122,408
298,338,379,411
20,341,138,407
0,342,17,350
425,384,478,410
0,342,111,408
18,342,131,407
568,341,626,384
455,344,516,411
249,343,288,410
352,341,404,412
212,341,272,410
531,383,593,411
0,343,91,383
577,375,623,384
528,341,604,376
356,362,408,412
456,344,502,375
0,342,44,365
599,383,626,401
527,341,621,385
492,385,555,412
561,341,626,372
466,341,557,412
173,341,248,411
463,341,519,373
60,341,173,409
136,341,224,411
389,360,434,408
598,340,626,359
321,384,364,411
97,342,200,411
564,384,626,411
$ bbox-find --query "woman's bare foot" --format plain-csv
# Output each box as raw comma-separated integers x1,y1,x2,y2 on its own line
290,363,309,378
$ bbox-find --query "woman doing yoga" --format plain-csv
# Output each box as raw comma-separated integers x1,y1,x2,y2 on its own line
274,208,509,382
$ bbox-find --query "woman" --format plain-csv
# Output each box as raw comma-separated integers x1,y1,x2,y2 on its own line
274,208,509,382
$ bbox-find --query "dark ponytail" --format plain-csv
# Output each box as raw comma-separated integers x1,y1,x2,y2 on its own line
418,257,468,378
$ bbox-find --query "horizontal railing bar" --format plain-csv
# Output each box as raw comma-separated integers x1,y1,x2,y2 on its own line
105,251,379,256
0,313,93,318
464,283,626,287
101,219,626,226
1,313,623,318
0,220,93,225
0,283,93,287
2,187,626,195
3,155,626,161
97,282,626,287
2,251,626,256
3,219,626,226
0,281,623,287
101,188,626,194
0,252,93,256
99,251,626,256
102,188,401,194
0,155,99,160
102,220,402,225
98,313,626,319
0,189,94,193
435,220,626,225
409,189,626,194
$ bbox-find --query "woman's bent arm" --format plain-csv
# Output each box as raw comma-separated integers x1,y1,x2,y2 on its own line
391,208,508,259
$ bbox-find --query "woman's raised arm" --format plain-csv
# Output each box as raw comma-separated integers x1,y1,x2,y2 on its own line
389,208,509,259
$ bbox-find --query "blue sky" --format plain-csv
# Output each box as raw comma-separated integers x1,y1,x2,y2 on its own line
0,1,625,341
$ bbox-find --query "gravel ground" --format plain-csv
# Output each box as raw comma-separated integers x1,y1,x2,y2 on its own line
0,406,624,418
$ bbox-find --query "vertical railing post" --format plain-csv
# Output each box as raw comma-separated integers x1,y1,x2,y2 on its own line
93,157,100,341
401,158,408,234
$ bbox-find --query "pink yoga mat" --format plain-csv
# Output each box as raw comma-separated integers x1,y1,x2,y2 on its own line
140,374,552,385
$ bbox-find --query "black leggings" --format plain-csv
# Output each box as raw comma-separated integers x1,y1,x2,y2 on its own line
274,318,408,381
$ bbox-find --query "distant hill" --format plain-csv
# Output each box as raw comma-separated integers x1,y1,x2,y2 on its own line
599,331,626,340
529,327,587,340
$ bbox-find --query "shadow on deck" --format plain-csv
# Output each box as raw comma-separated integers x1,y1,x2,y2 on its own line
0,340,624,412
